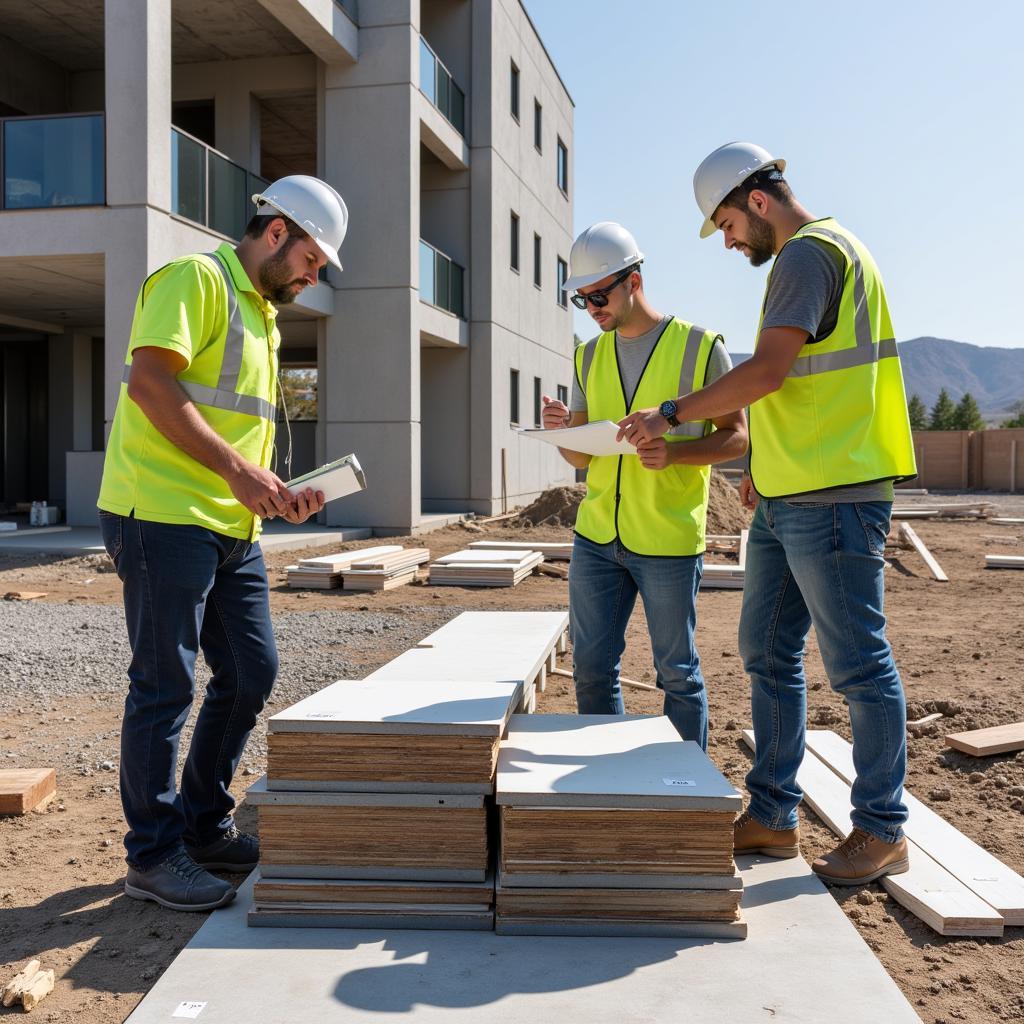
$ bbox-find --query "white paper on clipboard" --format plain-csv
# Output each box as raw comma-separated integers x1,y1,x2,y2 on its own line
285,453,367,504
518,420,636,457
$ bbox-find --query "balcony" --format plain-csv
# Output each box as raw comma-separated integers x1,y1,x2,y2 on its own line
171,127,270,240
419,239,465,318
1,113,105,210
419,38,465,137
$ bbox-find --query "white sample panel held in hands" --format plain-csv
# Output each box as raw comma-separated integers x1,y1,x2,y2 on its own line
285,454,366,504
519,420,636,457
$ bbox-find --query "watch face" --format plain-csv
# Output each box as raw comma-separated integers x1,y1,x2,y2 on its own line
659,400,677,417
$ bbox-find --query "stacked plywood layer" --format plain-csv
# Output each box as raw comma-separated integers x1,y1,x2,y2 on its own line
495,715,745,938
700,563,745,590
340,548,430,591
468,540,574,561
285,545,403,589
429,549,543,588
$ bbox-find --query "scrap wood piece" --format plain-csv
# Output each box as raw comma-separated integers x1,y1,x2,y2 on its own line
804,730,1024,925
945,721,1024,757
990,517,1024,525
0,768,56,815
907,711,944,737
985,554,1024,570
891,509,939,519
19,969,54,1011
2,591,46,601
534,562,568,580
738,529,749,570
741,731,1003,936
898,522,948,581
550,665,656,693
2,960,40,1007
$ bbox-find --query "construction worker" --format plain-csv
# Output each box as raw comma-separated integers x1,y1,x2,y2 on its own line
543,222,747,748
617,144,917,885
96,175,348,911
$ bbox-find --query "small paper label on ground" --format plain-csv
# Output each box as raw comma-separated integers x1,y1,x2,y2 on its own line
172,1002,207,1019
662,777,697,787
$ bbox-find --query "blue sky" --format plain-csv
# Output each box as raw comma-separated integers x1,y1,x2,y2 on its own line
524,0,1023,352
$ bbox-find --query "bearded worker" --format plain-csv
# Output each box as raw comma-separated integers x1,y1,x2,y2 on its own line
97,175,348,910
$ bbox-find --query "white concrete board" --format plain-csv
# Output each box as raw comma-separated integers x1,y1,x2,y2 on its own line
496,715,742,810
415,611,569,651
268,679,523,736
436,550,536,564
124,856,920,1024
246,776,483,809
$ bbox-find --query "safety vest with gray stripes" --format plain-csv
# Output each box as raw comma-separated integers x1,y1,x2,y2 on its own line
573,317,719,556
749,218,917,497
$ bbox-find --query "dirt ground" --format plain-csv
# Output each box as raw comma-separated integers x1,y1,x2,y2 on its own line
1,502,1023,1023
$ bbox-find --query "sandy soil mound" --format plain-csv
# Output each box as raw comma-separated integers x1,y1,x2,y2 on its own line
513,472,751,535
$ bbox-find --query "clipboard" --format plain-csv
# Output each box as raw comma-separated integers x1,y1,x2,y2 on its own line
518,420,636,457
285,453,367,504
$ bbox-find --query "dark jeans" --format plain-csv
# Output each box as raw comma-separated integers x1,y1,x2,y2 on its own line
99,512,278,869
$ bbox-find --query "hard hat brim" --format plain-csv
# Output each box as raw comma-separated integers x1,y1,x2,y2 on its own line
563,259,643,293
315,239,343,272
699,216,717,239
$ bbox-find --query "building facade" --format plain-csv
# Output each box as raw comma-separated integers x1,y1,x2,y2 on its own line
0,0,575,533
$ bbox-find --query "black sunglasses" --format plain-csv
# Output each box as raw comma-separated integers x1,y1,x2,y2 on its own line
570,265,638,309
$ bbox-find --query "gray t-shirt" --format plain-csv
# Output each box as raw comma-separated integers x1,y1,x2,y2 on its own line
570,315,733,417
758,235,894,504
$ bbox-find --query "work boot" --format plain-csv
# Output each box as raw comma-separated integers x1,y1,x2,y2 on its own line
185,824,260,872
733,810,800,858
812,828,910,885
125,851,235,912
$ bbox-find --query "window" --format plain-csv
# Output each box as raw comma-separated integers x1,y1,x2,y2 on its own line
557,138,569,195
533,233,542,288
533,377,542,427
534,100,542,151
510,211,520,271
510,369,520,424
510,62,520,120
557,257,568,307
557,384,568,405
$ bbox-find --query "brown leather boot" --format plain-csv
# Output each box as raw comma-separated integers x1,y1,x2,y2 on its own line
812,828,910,885
733,810,800,858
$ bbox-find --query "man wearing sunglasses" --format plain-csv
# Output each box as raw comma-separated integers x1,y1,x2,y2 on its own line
542,221,747,749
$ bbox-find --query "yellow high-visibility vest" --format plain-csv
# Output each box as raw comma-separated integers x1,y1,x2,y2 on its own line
749,218,916,497
574,318,718,556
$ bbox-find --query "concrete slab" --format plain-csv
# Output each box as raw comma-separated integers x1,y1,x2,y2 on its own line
246,777,484,809
124,855,920,1024
497,715,742,811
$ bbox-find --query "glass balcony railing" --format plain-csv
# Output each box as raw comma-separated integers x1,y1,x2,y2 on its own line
419,38,465,137
171,127,270,240
419,239,465,319
1,113,105,210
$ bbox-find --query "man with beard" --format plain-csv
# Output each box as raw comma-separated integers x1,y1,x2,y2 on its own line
616,144,917,886
97,175,347,910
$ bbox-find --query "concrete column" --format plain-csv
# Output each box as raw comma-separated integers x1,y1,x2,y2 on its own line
215,84,261,171
71,333,93,450
48,335,75,504
104,0,172,211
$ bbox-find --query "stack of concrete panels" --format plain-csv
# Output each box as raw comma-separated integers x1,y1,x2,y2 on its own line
247,678,523,930
429,549,543,588
495,714,746,938
285,545,403,589
468,540,574,561
340,547,430,591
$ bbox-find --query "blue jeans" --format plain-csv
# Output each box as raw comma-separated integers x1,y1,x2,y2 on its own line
568,534,708,748
738,499,907,842
99,512,278,869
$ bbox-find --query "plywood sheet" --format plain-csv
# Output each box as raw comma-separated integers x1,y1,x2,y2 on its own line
945,721,1024,757
0,768,55,814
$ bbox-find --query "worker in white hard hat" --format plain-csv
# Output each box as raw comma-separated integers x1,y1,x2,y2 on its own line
616,143,917,887
542,222,747,748
97,174,349,911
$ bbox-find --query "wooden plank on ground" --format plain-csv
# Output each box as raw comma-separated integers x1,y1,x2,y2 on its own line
0,768,56,814
804,730,1024,925
898,522,948,581
945,722,1024,757
740,731,1003,936
990,517,1024,525
738,529,749,570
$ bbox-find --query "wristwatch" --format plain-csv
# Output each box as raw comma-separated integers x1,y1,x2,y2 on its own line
659,399,680,428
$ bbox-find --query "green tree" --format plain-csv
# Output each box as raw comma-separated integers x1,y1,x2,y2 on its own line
929,388,957,430
1002,400,1024,429
907,394,928,430
951,392,985,431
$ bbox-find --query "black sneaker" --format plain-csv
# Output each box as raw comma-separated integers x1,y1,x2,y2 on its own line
124,851,235,912
185,824,260,872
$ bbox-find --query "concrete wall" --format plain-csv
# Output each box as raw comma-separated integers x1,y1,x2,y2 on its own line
901,429,1024,492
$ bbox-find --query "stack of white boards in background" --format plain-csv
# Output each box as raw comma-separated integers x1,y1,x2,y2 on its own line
248,677,524,930
494,714,746,938
468,540,574,561
340,547,430,590
700,564,745,590
429,549,543,588
285,545,403,589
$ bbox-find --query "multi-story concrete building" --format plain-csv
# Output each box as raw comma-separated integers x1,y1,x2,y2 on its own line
0,0,575,534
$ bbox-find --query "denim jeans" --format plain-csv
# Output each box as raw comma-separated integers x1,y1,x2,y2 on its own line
568,534,708,748
99,512,278,869
738,499,907,841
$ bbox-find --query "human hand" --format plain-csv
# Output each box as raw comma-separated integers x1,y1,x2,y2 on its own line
739,473,759,511
541,395,570,430
226,462,293,520
616,407,668,446
280,488,326,524
637,437,673,470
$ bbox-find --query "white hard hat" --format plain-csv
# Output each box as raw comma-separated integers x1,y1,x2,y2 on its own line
693,142,786,239
251,174,349,271
563,221,644,292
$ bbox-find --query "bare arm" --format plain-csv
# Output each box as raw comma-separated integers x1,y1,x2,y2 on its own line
127,347,322,522
541,395,591,469
636,407,748,471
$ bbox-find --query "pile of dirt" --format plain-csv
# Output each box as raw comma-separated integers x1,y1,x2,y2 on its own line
512,472,751,534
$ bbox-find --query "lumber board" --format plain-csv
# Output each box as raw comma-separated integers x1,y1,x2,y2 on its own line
985,554,1024,569
898,522,948,581
498,868,742,889
249,909,494,930
2,960,40,1007
803,730,1024,926
944,721,1024,757
0,768,56,815
494,916,747,939
740,731,1004,936
738,529,749,569
550,665,656,693
891,509,939,519
991,517,1024,525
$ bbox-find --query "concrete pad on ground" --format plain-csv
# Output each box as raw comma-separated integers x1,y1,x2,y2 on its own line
124,855,919,1024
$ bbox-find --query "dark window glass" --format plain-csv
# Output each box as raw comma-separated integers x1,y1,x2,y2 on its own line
557,257,568,308
533,234,541,288
533,377,542,427
557,138,568,195
510,369,520,424
511,62,520,120
511,212,520,271
557,384,568,405
534,100,542,151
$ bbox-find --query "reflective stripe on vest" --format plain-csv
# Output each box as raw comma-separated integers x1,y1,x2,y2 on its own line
120,252,277,423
